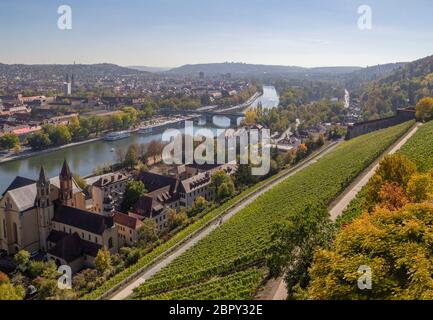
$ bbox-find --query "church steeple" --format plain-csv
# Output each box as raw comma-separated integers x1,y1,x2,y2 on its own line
59,160,73,206
36,165,53,252
38,166,49,185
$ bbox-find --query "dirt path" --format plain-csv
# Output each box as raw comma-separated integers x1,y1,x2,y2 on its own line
264,123,421,301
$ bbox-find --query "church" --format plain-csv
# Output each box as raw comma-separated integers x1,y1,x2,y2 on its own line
0,160,118,273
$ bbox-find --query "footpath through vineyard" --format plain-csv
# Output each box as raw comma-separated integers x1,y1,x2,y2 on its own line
265,121,421,300
130,121,414,300
109,140,341,300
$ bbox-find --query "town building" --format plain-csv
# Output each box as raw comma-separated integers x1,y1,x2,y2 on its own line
0,160,118,273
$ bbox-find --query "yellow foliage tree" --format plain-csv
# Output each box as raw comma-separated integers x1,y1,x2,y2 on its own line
415,97,433,122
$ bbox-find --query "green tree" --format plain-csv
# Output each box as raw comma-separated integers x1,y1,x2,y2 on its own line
137,218,159,244
211,171,235,202
0,133,20,151
27,131,52,150
121,180,146,212
266,205,335,299
50,125,72,146
124,144,139,169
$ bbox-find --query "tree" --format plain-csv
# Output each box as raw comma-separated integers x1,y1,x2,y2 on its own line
244,110,257,126
211,170,235,202
0,272,25,300
137,218,159,244
124,144,139,169
266,205,335,299
167,209,188,230
308,203,433,300
190,196,208,216
94,249,112,275
68,116,81,140
27,131,52,150
406,172,433,203
50,125,72,146
0,133,20,151
146,140,165,159
415,96,433,122
121,180,146,212
14,250,30,272
378,182,409,211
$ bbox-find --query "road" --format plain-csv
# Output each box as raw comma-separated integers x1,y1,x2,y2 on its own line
108,141,341,300
267,122,421,300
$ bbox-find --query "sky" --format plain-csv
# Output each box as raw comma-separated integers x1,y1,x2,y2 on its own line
0,0,433,68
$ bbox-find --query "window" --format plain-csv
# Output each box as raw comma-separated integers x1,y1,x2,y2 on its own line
13,222,18,244
88,234,91,240
95,236,98,243
2,219,6,238
108,237,113,249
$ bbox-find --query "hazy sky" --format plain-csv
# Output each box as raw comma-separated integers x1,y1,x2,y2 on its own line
1,0,433,67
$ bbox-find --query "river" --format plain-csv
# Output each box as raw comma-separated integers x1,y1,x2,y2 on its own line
0,86,279,194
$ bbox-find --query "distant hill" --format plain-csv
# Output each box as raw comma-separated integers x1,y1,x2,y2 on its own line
358,54,433,120
166,62,362,76
0,63,152,80
128,66,171,73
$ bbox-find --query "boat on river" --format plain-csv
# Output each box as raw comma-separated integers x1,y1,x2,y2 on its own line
103,131,131,141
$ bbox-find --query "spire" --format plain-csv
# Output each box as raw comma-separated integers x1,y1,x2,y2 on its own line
60,159,72,179
38,166,49,184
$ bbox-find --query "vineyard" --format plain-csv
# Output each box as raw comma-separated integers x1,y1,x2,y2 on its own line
133,121,414,299
137,268,265,300
337,120,433,228
399,121,433,172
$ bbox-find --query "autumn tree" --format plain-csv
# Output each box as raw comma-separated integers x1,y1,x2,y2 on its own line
168,209,188,230
211,170,235,202
94,249,112,275
0,272,25,300
415,96,433,122
406,172,433,203
190,196,208,216
124,144,139,169
308,203,433,300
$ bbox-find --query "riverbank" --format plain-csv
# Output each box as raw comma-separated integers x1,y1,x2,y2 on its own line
0,116,195,165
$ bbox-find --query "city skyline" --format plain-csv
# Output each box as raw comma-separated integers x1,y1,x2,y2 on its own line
1,0,433,67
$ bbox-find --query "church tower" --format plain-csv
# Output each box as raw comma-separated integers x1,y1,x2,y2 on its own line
36,166,54,251
59,160,73,206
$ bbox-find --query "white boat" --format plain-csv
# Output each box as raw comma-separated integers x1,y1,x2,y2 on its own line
138,127,154,134
103,131,131,141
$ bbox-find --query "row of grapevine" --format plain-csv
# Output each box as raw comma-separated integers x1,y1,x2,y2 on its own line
136,268,265,300
134,121,414,299
399,121,433,172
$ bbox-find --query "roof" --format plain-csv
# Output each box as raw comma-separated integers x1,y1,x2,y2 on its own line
53,205,114,235
113,211,142,230
138,171,179,194
3,175,82,213
2,176,35,196
60,160,72,179
48,232,101,263
7,183,38,212
93,172,129,188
